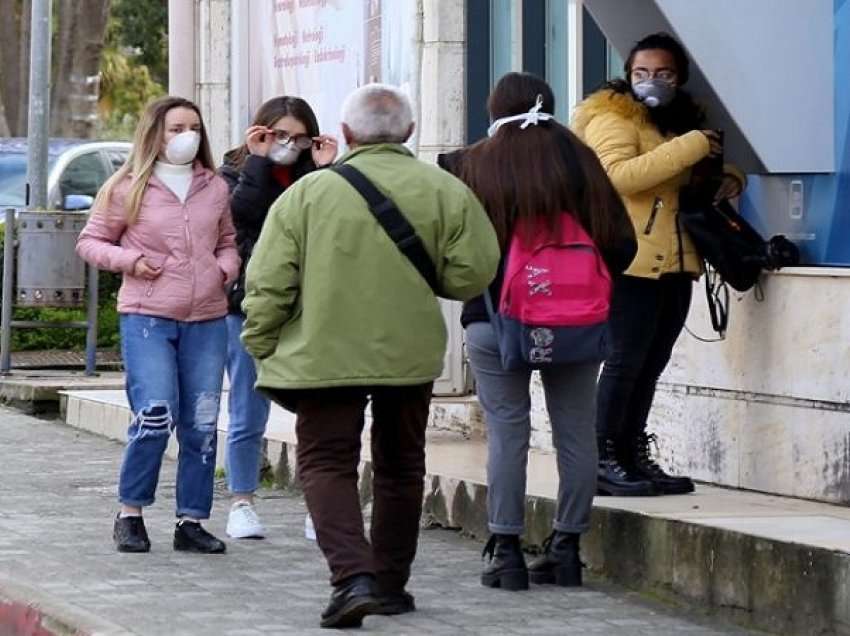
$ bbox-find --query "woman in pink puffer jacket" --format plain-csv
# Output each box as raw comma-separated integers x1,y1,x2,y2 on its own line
76,96,239,555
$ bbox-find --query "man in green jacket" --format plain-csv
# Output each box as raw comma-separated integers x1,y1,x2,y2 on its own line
242,83,500,629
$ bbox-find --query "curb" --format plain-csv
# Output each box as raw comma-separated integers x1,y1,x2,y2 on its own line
0,575,133,636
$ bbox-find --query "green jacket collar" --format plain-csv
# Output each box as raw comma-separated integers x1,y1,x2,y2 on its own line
338,143,414,164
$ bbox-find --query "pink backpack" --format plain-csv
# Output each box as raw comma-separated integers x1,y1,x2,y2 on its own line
484,213,612,370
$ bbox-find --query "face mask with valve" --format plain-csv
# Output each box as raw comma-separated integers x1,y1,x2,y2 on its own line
165,131,201,165
631,78,676,108
268,141,302,166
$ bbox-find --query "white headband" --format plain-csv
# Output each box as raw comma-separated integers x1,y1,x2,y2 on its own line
486,94,554,137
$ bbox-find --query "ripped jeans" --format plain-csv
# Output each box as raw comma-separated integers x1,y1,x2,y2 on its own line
118,314,227,519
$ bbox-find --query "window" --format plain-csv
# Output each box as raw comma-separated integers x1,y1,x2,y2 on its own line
490,0,518,86
107,151,129,173
545,0,570,123
58,152,109,200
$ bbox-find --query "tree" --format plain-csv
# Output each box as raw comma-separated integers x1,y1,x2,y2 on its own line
0,0,167,140
51,0,113,138
96,0,167,140
0,0,31,137
111,0,168,86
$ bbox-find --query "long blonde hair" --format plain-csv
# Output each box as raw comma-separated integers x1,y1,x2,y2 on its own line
93,96,216,224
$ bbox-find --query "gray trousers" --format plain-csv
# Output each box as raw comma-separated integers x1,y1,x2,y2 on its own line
465,322,599,535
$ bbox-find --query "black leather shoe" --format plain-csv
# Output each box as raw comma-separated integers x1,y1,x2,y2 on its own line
374,590,415,615
528,531,583,586
597,438,656,496
631,433,695,495
113,515,151,553
173,521,226,554
320,574,379,629
481,534,529,591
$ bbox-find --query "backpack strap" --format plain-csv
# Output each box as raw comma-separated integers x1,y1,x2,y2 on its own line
331,163,440,295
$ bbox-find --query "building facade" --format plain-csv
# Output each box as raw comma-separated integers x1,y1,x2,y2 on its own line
175,0,850,504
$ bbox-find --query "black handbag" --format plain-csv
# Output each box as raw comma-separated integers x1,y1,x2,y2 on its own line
677,184,799,336
678,188,768,292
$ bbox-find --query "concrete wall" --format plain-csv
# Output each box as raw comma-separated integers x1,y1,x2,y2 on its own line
649,271,850,505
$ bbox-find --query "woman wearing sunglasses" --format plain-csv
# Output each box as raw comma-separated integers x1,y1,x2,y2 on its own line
219,96,338,539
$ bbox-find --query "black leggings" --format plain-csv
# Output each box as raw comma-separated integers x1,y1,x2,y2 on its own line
596,273,693,449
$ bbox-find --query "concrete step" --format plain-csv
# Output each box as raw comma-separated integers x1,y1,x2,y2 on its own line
60,389,850,636
0,370,124,414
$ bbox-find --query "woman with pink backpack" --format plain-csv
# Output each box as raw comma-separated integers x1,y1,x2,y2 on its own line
440,73,636,591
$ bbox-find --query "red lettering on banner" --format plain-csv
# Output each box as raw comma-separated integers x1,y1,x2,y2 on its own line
314,47,346,64
274,52,312,69
302,27,324,45
275,32,298,48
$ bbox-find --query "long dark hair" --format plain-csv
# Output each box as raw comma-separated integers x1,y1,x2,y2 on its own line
605,32,704,135
458,72,624,252
227,96,321,178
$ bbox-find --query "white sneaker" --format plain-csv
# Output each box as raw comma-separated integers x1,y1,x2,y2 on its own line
226,502,266,539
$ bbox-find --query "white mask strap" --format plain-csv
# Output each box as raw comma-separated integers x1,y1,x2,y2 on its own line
486,95,554,137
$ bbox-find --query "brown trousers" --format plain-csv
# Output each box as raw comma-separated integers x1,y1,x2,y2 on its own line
279,383,433,590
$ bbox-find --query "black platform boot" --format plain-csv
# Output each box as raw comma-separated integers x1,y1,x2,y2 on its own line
480,534,529,591
631,433,695,495
528,531,584,586
597,438,656,496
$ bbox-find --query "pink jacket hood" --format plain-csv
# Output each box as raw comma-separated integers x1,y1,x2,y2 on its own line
76,162,240,322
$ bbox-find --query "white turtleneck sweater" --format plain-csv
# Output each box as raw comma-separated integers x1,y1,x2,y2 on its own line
154,161,193,203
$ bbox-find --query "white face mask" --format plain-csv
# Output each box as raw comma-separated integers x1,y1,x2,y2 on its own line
164,131,201,165
268,141,302,166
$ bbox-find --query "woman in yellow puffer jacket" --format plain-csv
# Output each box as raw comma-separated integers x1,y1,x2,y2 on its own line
572,33,745,497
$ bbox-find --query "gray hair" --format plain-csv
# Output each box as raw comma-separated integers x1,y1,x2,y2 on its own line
341,83,413,144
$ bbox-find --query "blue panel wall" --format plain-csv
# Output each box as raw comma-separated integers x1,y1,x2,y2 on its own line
740,0,850,265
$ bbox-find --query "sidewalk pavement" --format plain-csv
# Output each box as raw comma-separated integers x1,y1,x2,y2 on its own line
0,407,757,635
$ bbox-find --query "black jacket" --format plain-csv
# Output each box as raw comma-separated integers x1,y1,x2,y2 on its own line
219,153,289,314
437,149,637,327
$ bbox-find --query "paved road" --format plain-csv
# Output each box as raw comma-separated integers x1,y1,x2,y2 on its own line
0,408,757,635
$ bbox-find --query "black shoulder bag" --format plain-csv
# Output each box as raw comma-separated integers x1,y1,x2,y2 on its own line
331,163,441,295
677,183,799,337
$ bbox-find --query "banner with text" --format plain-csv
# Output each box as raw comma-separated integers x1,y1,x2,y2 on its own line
247,0,418,145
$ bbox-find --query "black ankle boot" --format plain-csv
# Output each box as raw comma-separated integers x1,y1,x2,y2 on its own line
631,433,695,495
321,573,378,628
597,438,656,496
481,534,528,591
528,531,583,586
113,514,150,553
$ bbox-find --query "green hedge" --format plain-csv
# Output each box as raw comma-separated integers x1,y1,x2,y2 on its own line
0,223,122,351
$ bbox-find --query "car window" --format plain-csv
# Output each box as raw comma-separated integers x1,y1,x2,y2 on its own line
58,152,110,199
0,154,29,207
107,151,129,173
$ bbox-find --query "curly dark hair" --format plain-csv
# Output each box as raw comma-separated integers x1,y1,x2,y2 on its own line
604,32,704,136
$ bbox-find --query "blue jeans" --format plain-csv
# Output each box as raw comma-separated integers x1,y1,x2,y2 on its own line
466,322,599,535
118,314,227,519
225,313,271,494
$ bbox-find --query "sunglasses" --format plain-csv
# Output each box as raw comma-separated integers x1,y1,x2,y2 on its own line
268,130,315,150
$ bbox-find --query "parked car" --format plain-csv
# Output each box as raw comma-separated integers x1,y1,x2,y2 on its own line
0,138,132,212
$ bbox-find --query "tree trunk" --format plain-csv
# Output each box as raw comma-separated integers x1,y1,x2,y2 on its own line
0,85,10,137
17,0,32,136
50,0,112,138
0,1,21,135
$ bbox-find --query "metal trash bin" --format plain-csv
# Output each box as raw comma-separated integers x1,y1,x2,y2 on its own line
15,210,88,307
